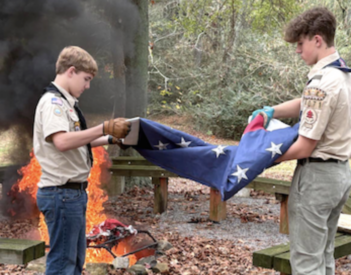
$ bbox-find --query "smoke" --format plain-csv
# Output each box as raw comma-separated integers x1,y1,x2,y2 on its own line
0,0,140,218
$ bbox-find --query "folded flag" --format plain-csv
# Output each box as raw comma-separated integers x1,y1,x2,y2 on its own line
128,115,299,201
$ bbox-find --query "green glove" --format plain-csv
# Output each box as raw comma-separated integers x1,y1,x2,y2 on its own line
251,106,275,128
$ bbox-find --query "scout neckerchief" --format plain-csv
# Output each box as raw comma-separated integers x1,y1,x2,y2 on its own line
324,57,351,72
43,83,93,167
307,57,351,86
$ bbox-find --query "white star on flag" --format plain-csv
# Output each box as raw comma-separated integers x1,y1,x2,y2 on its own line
212,145,227,158
176,137,192,148
231,165,249,183
154,141,169,150
265,142,283,158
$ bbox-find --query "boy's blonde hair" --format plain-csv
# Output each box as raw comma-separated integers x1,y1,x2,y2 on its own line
56,46,98,77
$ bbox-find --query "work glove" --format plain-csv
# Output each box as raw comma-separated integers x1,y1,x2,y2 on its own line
108,135,129,150
103,118,131,139
251,106,275,129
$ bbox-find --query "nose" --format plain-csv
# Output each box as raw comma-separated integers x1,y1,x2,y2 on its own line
86,82,90,89
296,46,301,54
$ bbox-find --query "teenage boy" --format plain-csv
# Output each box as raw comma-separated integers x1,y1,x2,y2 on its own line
34,46,130,275
252,7,351,274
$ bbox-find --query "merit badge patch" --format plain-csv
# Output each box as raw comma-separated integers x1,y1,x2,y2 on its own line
74,121,81,131
303,87,326,109
51,97,63,106
303,108,317,129
54,106,63,117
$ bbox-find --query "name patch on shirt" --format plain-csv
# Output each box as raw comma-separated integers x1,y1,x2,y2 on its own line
51,97,63,106
303,87,327,109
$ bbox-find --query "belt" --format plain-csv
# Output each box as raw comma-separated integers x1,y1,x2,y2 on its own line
57,181,88,190
298,157,345,166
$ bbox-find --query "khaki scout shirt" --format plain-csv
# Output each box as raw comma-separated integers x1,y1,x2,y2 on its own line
299,52,351,160
33,82,90,188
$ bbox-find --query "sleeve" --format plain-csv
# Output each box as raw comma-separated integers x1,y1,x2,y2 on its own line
40,94,70,141
299,69,342,140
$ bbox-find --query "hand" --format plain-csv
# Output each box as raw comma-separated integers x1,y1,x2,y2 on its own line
108,135,129,150
103,118,131,138
251,106,275,128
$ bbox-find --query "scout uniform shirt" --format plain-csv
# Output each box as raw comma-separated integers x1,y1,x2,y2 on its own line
33,82,90,188
299,52,351,160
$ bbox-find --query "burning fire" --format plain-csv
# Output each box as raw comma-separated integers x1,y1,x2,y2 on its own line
11,146,137,264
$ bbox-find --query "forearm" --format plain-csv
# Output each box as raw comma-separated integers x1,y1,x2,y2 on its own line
273,98,301,119
276,135,318,162
91,136,109,147
52,124,104,151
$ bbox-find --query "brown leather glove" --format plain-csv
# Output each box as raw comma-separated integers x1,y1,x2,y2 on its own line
103,118,131,138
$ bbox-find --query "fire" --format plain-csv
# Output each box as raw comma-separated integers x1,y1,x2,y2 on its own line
11,146,135,264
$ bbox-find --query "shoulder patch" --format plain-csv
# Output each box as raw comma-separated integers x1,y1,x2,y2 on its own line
51,97,63,106
303,87,327,109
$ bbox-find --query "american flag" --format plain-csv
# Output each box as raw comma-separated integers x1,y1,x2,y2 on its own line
132,115,299,201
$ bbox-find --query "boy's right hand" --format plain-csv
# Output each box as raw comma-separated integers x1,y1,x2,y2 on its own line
103,118,131,138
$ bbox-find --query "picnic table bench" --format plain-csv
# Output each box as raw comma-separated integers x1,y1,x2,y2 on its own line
110,156,293,225
253,232,351,274
0,238,45,265
110,156,226,221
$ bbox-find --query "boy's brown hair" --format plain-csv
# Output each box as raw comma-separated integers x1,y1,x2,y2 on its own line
284,7,336,47
56,46,98,77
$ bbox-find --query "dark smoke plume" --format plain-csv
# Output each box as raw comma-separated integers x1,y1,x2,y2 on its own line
0,0,140,218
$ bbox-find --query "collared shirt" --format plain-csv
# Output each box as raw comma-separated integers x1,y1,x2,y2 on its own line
33,82,90,188
299,52,351,160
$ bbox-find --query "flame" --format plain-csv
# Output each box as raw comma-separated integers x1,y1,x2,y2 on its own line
12,146,134,263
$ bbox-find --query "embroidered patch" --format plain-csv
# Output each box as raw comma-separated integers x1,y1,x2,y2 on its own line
54,106,63,117
304,108,317,127
303,87,327,109
51,97,63,106
74,121,80,131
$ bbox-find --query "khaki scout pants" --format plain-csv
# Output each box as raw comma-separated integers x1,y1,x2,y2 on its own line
288,160,351,275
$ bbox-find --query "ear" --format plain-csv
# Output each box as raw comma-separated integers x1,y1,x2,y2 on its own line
67,66,76,78
314,35,324,48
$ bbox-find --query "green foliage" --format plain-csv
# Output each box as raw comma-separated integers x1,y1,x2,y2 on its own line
250,0,302,31
148,0,351,139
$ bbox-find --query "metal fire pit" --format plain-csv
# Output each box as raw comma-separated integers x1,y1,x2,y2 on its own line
86,219,158,262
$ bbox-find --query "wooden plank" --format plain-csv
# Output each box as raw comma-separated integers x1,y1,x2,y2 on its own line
273,251,291,274
209,188,226,222
338,213,351,234
333,234,351,259
111,156,154,166
248,177,291,195
110,165,178,177
153,177,168,214
252,242,290,269
272,233,351,274
0,238,45,265
276,194,289,235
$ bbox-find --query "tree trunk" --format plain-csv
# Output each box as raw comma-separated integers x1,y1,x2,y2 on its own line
122,0,150,188
125,0,149,118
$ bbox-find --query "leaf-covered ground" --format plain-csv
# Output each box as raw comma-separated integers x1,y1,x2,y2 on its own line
1,115,351,274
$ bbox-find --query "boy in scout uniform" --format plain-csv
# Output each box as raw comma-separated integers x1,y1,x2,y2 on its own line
33,46,130,275
251,8,351,274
